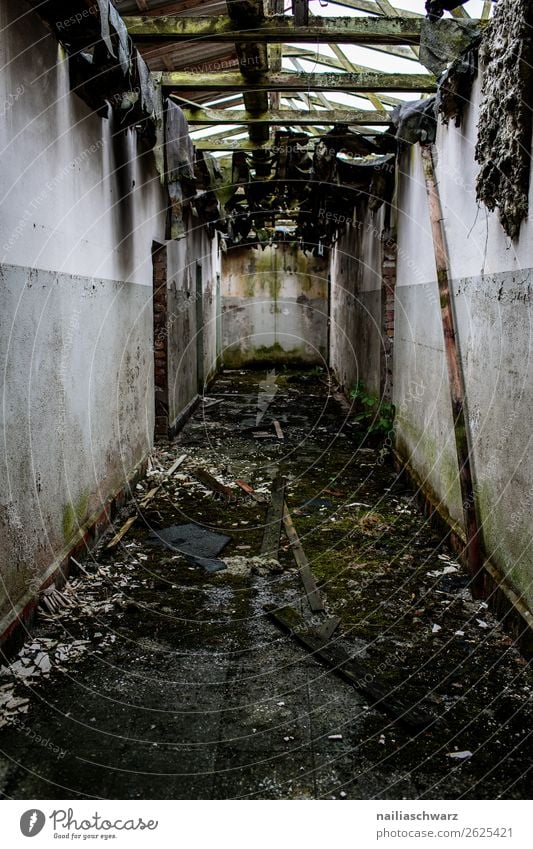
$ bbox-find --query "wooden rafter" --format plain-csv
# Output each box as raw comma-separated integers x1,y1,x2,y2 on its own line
226,0,269,143
162,70,436,92
287,56,333,112
181,106,393,125
126,14,444,44
370,0,420,61
282,49,403,106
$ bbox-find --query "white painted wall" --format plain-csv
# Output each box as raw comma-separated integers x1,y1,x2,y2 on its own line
0,4,164,285
221,243,328,367
394,69,533,609
166,223,220,426
330,204,386,396
0,1,217,635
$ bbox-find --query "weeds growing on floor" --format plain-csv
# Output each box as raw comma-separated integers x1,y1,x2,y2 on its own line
350,380,395,445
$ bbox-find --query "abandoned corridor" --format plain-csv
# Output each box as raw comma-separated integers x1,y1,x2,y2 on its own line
0,371,531,800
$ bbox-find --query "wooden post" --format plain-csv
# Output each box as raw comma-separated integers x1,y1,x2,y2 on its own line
292,0,309,27
420,144,484,598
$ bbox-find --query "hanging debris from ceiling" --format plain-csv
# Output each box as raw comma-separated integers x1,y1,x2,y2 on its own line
436,50,477,127
425,0,471,21
392,98,438,145
419,17,482,76
216,127,396,252
165,100,197,240
28,0,160,143
475,0,533,240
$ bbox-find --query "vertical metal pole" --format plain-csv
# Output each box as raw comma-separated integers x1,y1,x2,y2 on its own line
420,144,485,598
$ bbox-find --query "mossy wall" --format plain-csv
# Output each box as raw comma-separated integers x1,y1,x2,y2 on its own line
221,243,328,367
394,75,533,612
329,205,386,397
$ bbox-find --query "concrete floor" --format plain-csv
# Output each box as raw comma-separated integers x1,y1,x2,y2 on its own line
0,370,531,799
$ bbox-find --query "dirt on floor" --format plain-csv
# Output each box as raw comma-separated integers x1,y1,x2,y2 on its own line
0,369,531,800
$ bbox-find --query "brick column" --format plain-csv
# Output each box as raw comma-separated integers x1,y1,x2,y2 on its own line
152,242,169,440
381,230,397,401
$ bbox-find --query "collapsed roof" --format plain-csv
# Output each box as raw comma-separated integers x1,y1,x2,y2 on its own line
29,0,493,249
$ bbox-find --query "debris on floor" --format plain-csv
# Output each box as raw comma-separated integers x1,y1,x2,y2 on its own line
0,370,531,800
222,556,283,577
266,604,435,731
447,750,473,760
148,523,231,558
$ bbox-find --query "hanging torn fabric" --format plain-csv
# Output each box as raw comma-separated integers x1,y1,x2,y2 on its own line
165,100,196,239
419,17,482,77
96,0,131,74
391,98,438,145
436,50,477,128
109,3,131,76
96,0,113,56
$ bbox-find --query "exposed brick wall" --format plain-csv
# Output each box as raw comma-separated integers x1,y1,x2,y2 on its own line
152,243,169,440
381,230,397,401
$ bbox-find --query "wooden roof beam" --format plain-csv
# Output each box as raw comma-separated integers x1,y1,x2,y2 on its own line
181,106,393,125
226,0,269,143
162,70,436,92
125,14,428,43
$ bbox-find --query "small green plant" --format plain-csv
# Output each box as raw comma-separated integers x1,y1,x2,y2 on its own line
350,380,395,441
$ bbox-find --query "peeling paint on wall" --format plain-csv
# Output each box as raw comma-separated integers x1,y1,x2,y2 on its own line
475,0,533,239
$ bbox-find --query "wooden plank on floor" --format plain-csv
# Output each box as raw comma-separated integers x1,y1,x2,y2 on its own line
139,486,161,507
266,605,434,730
166,454,186,476
235,479,266,503
106,515,138,550
202,397,223,409
191,467,236,502
106,485,161,549
317,615,341,640
273,420,284,440
261,476,286,558
282,502,325,612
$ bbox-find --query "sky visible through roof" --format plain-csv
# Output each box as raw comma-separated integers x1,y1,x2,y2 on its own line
184,0,491,146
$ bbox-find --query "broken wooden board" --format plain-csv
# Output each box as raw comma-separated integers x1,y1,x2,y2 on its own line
106,485,161,549
201,397,222,409
235,479,266,503
266,605,434,731
70,556,90,577
106,515,137,550
282,503,325,613
273,420,284,440
139,486,161,508
166,454,186,476
261,476,286,558
316,615,341,641
191,468,237,502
